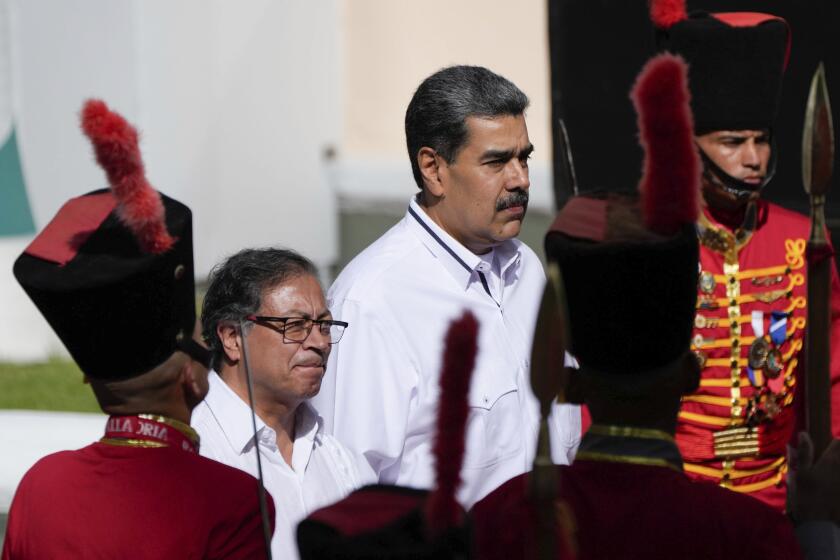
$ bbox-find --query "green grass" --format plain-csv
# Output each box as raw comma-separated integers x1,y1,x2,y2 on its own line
0,359,100,412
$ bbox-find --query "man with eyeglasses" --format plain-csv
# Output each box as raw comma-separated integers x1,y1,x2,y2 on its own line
193,248,375,560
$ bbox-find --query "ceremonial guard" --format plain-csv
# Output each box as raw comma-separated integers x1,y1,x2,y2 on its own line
2,100,272,559
650,0,840,510
470,54,802,559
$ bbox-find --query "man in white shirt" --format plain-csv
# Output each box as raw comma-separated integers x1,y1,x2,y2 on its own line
193,248,375,560
312,65,581,508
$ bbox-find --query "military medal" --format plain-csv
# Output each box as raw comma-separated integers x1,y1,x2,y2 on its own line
694,350,707,368
764,395,781,419
755,289,789,304
745,397,761,426
764,311,788,380
694,314,720,329
748,337,769,370
752,275,784,287
765,349,783,378
699,271,716,294
699,295,719,310
752,392,781,421
748,311,768,370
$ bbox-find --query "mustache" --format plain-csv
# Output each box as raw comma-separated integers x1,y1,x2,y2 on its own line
496,190,529,212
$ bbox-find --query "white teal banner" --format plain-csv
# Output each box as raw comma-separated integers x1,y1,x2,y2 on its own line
0,0,33,237
0,0,341,361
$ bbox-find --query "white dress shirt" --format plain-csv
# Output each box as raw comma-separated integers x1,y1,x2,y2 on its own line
192,371,375,560
312,196,581,508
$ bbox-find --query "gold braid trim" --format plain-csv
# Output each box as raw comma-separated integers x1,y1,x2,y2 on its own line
709,265,792,282
137,413,200,447
587,424,675,442
721,466,787,494
575,451,682,474
100,437,167,448
684,456,785,480
678,411,734,428
682,395,749,407
704,357,748,368
701,378,752,388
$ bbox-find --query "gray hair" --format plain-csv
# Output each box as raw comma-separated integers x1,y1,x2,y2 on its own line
404,65,529,189
201,247,318,371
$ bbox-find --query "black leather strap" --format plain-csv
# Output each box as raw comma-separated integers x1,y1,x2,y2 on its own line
698,136,777,199
176,338,211,369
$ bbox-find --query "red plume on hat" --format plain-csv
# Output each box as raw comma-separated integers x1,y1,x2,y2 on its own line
80,99,174,254
630,53,699,236
649,0,687,28
425,311,479,535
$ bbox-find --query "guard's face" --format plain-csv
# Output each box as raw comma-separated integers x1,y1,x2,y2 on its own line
696,129,771,209
246,274,331,407
435,114,532,254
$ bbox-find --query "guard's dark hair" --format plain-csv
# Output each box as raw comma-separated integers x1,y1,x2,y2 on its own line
201,248,318,370
405,65,529,189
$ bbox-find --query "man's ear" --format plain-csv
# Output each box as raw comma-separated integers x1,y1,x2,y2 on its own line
217,323,242,364
417,147,445,198
181,359,209,410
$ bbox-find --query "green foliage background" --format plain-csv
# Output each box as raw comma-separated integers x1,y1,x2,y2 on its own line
0,360,98,412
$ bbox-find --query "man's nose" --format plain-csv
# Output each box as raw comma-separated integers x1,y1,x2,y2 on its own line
742,140,761,169
505,159,530,190
303,324,331,351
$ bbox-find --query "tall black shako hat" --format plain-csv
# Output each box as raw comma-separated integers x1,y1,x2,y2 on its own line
546,53,701,375
650,0,790,134
297,313,478,559
13,99,201,380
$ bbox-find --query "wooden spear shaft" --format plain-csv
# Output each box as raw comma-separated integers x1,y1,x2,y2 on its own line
528,263,569,560
802,63,835,459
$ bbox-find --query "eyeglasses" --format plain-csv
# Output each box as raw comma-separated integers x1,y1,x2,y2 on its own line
245,315,348,344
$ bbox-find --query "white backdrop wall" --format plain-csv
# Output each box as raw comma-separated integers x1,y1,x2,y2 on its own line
334,0,555,212
1,0,340,361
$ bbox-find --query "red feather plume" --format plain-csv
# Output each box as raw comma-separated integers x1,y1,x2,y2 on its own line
649,0,687,28
425,311,479,535
80,99,174,254
630,53,700,236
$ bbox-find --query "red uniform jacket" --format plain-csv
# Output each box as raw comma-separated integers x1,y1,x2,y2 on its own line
677,201,840,510
2,440,274,559
471,426,802,560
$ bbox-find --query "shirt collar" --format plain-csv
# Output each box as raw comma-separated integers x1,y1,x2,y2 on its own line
204,370,322,460
575,424,684,473
406,195,522,290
